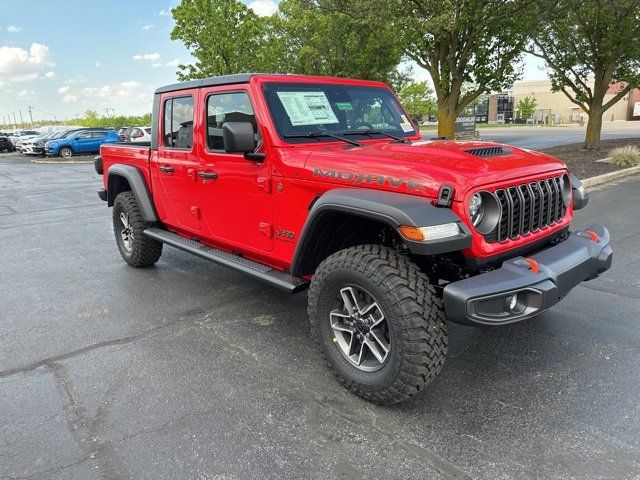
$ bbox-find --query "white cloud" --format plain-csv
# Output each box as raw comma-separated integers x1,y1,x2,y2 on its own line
248,0,278,16
0,43,54,82
141,24,154,31
151,63,163,68
64,75,87,85
57,81,154,112
165,58,180,67
17,89,37,99
95,61,103,68
6,25,22,33
132,53,161,62
44,71,56,78
159,9,170,16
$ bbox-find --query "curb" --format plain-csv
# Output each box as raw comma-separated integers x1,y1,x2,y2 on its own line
31,159,93,164
582,165,640,188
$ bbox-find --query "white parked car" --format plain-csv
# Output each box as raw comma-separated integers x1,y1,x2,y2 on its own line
18,132,58,155
127,126,152,142
8,130,40,145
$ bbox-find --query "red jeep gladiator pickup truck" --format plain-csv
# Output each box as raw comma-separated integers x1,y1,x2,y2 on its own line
96,73,612,404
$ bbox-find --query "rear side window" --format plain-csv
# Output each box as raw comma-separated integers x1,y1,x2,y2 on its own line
163,96,194,149
92,132,107,138
206,92,257,151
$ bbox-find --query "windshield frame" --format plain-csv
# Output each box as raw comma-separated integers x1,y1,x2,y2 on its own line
261,81,417,145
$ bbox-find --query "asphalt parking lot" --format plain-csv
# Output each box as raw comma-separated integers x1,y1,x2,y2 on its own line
1,151,640,479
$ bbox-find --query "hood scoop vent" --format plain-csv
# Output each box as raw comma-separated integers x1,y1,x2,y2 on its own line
464,146,511,158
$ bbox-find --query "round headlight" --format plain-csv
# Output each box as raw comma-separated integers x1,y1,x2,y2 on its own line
469,193,484,226
469,191,501,235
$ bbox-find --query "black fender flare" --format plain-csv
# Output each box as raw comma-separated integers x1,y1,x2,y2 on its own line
107,164,158,222
290,188,471,276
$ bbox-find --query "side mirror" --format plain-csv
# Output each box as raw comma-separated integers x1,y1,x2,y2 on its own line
222,122,256,154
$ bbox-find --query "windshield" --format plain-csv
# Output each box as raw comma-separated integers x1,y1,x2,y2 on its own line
262,82,416,143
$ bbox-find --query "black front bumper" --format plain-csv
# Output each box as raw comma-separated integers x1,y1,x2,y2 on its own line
443,224,612,326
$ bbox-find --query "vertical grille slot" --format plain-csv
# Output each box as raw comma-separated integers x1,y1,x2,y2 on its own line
483,175,567,244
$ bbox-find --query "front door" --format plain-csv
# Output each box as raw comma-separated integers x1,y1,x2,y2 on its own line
152,93,201,232
198,88,273,252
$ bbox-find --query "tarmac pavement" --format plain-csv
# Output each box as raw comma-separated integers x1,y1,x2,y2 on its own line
1,151,639,479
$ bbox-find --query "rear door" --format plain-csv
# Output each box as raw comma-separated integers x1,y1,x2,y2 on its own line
151,93,201,232
73,131,94,152
198,87,273,252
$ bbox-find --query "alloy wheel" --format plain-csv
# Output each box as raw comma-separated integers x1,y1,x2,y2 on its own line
120,212,134,252
329,286,390,372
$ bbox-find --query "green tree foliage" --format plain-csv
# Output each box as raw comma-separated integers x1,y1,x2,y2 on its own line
170,0,278,79
170,0,406,86
397,81,436,121
516,96,537,119
529,0,640,150
358,0,533,138
75,110,152,129
273,0,404,85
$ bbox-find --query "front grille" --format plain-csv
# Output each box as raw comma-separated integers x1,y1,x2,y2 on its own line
485,175,567,243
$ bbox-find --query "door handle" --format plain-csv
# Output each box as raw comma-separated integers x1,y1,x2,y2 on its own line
198,171,218,180
159,165,174,174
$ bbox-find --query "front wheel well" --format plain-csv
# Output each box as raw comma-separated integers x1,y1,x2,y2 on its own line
292,211,406,277
107,174,132,207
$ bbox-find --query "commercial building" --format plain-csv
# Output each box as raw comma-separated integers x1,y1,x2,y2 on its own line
474,79,640,124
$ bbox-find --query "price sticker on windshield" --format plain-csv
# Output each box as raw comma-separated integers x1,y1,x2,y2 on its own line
277,91,340,126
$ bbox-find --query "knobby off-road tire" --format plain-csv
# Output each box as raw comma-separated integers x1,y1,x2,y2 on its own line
308,245,448,405
113,191,163,267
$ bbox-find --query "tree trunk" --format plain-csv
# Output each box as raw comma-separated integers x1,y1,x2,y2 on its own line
584,108,603,150
437,107,457,139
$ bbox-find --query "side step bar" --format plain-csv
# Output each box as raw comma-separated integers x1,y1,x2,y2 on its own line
144,228,309,294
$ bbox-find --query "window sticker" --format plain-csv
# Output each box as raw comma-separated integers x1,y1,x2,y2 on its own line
400,114,414,132
276,91,340,126
335,102,353,111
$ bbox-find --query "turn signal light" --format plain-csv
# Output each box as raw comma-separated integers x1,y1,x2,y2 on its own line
399,223,460,242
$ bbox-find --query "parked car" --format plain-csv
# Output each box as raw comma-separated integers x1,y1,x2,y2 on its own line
46,129,119,158
30,129,81,156
97,73,610,405
0,135,15,152
116,127,130,141
19,131,60,155
127,127,152,142
9,130,40,145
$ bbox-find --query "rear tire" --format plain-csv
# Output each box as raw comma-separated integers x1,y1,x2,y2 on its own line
308,245,448,405
113,191,163,267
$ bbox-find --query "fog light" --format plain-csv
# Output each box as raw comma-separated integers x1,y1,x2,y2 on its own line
507,294,518,311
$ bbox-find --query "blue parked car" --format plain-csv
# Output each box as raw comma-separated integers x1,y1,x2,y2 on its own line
45,129,120,158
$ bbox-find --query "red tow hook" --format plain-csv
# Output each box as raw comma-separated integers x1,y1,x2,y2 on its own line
584,230,600,243
522,258,540,273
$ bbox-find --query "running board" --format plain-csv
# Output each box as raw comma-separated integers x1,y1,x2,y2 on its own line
144,228,309,294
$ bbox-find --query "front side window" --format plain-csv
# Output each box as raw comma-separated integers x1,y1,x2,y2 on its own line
206,92,257,151
262,82,416,143
163,96,194,149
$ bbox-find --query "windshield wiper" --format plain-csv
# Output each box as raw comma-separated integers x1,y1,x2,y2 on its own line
284,131,361,147
342,129,410,143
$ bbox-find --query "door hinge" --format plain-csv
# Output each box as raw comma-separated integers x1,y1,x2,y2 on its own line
257,177,271,193
190,206,201,219
259,222,273,239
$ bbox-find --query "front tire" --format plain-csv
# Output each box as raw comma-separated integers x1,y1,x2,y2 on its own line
113,192,163,267
308,245,448,405
59,147,73,158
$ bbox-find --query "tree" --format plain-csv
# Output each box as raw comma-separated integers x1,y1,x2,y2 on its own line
358,0,533,138
397,81,436,121
516,96,537,119
170,0,278,80
273,0,404,85
529,0,640,149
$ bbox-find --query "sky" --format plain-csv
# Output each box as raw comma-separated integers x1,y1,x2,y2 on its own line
0,0,548,125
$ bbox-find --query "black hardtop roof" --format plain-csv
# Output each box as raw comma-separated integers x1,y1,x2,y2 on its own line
155,73,255,94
